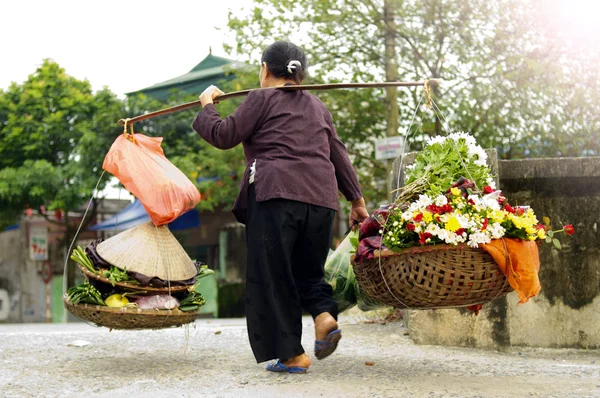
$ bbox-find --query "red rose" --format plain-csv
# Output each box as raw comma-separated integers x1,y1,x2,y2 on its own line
536,223,546,231
563,224,575,235
504,204,516,214
468,198,476,206
427,204,439,214
406,223,416,232
435,215,442,223
414,213,424,222
419,232,433,245
456,228,465,236
498,196,507,205
482,218,489,231
441,204,453,213
516,207,525,216
483,186,494,194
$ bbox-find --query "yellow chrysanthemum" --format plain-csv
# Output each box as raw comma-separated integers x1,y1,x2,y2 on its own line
450,187,461,196
537,229,546,239
422,211,433,223
490,210,507,223
525,226,536,235
445,216,461,232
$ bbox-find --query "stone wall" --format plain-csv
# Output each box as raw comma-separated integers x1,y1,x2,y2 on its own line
392,156,600,349
0,222,46,323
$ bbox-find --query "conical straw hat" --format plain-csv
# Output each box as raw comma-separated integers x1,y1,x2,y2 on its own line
96,221,196,281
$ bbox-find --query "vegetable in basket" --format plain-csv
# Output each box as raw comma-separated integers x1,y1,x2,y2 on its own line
70,246,96,274
67,282,105,306
178,291,206,312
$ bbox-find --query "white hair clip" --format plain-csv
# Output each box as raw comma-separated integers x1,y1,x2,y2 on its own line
287,60,302,74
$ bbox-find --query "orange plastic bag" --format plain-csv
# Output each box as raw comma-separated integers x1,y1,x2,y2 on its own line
102,132,201,226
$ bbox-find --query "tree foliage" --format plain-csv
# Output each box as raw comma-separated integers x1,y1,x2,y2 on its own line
227,0,600,203
0,60,124,230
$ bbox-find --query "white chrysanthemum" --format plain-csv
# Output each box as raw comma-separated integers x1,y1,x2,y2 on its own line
448,132,476,147
416,194,433,208
437,229,451,243
488,223,505,239
468,232,492,248
434,195,448,206
486,177,497,190
468,195,482,207
455,214,474,229
467,144,488,167
426,224,441,234
481,196,501,211
426,135,447,146
401,211,413,221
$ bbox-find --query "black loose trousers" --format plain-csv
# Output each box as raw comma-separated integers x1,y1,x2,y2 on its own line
245,185,338,363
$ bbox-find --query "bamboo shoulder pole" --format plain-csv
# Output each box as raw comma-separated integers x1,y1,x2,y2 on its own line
117,80,440,126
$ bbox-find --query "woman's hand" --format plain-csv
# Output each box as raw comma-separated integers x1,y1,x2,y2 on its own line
199,85,225,107
349,197,369,229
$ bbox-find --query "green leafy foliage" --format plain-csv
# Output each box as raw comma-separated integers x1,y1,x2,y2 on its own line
0,60,124,229
226,0,600,205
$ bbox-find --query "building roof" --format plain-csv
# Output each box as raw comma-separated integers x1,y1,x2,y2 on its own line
127,54,238,101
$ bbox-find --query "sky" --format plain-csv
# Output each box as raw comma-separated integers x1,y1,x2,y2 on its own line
0,0,249,97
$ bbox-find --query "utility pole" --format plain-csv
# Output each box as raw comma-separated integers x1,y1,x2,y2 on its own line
384,0,400,201
384,0,399,138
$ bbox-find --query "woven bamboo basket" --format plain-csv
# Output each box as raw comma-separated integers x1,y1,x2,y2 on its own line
352,244,513,309
63,295,200,329
77,263,190,294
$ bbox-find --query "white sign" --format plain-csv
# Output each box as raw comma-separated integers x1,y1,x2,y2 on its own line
29,226,49,261
375,136,405,160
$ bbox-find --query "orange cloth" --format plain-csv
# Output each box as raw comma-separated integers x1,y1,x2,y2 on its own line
481,238,541,304
103,133,201,226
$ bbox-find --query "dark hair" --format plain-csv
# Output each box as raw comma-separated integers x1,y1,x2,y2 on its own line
261,41,307,84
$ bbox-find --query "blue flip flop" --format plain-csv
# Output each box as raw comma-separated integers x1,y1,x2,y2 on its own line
266,359,308,374
315,329,342,360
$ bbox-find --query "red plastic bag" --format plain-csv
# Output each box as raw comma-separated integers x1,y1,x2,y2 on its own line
102,132,201,226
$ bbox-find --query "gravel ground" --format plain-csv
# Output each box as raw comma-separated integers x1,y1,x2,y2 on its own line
1,317,599,398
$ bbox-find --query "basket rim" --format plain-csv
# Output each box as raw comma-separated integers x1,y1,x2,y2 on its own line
352,242,487,262
77,263,190,293
63,295,201,316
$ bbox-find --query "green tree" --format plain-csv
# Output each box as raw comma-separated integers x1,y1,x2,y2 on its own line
0,60,124,233
226,0,600,203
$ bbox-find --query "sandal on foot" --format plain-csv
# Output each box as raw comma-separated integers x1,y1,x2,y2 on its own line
266,359,308,374
315,329,341,360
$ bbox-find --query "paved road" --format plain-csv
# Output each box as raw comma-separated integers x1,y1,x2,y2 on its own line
1,317,599,397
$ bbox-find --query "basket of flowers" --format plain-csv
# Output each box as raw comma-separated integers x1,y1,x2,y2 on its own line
352,133,573,309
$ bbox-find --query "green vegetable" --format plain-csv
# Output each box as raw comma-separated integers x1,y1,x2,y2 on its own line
180,291,206,307
179,305,200,312
189,264,215,292
70,246,96,274
67,282,105,306
101,266,138,286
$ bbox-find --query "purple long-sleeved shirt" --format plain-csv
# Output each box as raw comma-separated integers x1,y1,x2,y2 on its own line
192,87,362,224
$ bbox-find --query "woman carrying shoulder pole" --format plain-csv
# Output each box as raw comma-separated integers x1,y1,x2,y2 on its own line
193,41,368,373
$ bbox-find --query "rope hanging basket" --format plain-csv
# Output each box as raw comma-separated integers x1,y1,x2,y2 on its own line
352,244,513,309
63,295,201,330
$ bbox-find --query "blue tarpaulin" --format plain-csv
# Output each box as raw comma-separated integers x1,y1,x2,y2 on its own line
88,200,200,231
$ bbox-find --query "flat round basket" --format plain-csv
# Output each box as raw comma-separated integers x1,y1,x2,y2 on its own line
63,296,200,330
77,263,190,294
352,244,513,309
